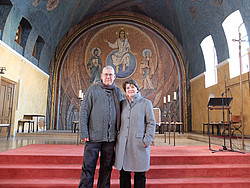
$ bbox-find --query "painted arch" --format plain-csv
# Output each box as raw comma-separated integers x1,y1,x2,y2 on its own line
48,13,188,131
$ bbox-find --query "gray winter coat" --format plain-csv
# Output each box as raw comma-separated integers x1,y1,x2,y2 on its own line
114,92,155,172
79,83,123,142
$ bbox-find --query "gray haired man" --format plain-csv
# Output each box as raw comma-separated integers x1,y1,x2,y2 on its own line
78,66,123,188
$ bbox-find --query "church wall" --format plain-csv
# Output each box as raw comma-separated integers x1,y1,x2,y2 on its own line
191,60,250,136
0,41,49,136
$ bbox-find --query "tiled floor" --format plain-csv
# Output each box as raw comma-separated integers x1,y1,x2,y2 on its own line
0,130,249,153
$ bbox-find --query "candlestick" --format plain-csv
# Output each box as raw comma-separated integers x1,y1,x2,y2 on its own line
163,96,166,104
78,90,83,99
168,95,170,103
174,92,177,100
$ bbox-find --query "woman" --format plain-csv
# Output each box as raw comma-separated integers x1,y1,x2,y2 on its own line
114,79,156,188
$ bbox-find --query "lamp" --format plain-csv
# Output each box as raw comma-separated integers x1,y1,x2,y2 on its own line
0,67,6,74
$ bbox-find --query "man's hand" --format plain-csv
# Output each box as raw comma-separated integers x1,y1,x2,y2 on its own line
82,138,89,142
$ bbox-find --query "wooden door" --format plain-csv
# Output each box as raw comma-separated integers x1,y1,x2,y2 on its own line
0,79,15,124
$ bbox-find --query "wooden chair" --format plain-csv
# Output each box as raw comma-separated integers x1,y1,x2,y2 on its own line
17,119,35,133
0,124,10,140
72,121,79,133
153,108,161,145
231,114,242,136
222,114,242,137
72,121,81,145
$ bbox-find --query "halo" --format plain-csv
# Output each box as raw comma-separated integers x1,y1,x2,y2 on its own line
116,28,129,38
142,49,152,58
91,47,101,56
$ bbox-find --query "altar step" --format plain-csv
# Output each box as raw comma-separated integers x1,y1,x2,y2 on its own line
0,144,249,187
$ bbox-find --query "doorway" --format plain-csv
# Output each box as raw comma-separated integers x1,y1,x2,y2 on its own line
0,77,15,136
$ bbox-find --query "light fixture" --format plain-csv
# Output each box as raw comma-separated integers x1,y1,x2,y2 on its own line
0,67,6,74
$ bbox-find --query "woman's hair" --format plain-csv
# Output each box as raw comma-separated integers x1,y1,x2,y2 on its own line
122,79,139,92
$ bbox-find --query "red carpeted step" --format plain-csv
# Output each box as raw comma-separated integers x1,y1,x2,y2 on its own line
1,163,250,179
0,155,82,164
150,155,250,165
1,145,250,165
0,144,250,187
1,177,250,188
1,154,250,165
1,154,250,166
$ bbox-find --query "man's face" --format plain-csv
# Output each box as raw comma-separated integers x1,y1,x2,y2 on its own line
120,31,125,38
101,68,116,86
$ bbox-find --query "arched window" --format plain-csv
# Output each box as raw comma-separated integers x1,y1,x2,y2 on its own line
222,10,249,78
15,24,22,44
200,35,218,88
14,17,32,48
33,36,45,60
0,0,12,39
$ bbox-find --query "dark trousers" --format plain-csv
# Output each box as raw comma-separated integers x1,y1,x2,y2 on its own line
120,169,146,188
78,141,115,188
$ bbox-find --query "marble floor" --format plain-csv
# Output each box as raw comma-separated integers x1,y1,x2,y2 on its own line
0,130,249,153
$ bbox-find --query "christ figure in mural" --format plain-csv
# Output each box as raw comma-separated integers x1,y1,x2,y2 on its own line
140,49,154,90
87,48,102,84
104,29,133,73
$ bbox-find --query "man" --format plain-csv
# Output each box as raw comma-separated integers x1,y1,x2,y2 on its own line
78,66,123,188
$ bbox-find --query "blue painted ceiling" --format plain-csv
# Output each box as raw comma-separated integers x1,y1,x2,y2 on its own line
1,0,250,77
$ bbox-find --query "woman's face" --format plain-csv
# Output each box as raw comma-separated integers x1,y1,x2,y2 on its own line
126,84,138,99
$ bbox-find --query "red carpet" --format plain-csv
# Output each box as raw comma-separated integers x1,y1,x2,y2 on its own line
0,144,250,187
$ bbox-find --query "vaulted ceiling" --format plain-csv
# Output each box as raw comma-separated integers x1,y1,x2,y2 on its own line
1,0,250,77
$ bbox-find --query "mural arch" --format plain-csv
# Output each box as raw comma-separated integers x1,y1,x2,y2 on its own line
49,13,187,131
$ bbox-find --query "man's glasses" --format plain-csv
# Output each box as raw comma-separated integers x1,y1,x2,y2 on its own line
103,73,114,77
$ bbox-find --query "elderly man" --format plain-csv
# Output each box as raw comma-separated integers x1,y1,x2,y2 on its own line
78,66,123,188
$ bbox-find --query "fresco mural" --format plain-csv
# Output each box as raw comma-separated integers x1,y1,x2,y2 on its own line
47,13,188,131
56,23,180,130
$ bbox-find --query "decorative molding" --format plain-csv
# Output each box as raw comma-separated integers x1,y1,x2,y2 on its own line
0,40,49,78
190,59,229,83
190,72,205,83
216,59,229,68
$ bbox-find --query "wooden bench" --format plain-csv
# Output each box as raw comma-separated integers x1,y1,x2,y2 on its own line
173,122,184,134
17,119,35,133
0,124,10,140
203,122,225,136
23,115,46,132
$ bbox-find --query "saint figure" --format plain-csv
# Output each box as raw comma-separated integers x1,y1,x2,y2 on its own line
87,48,102,84
104,30,132,73
140,49,154,89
